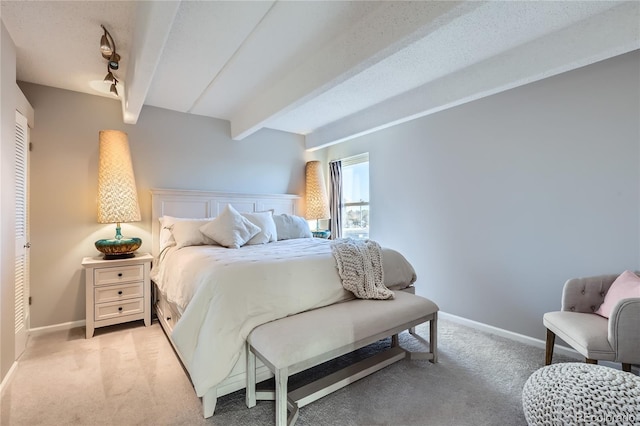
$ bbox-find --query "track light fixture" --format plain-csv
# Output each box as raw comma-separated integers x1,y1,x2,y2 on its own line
100,25,120,69
99,25,121,96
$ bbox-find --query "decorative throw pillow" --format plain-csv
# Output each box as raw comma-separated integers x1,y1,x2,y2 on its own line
171,219,216,249
595,270,640,318
242,211,278,244
159,216,178,251
159,216,214,251
273,214,313,240
200,204,260,249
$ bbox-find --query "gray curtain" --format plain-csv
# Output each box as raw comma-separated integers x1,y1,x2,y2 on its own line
329,160,342,239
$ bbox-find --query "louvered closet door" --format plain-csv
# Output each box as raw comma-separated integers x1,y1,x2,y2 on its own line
15,110,29,359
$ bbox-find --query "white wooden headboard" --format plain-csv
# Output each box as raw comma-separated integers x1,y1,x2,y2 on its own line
150,188,302,258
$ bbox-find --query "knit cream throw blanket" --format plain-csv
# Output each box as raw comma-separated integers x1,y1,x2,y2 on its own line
330,238,394,300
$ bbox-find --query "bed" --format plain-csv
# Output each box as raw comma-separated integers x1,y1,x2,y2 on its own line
149,188,418,417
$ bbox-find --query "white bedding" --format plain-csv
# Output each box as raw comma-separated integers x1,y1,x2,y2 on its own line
151,238,416,396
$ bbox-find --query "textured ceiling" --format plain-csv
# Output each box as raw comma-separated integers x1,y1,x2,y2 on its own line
2,1,639,150
2,1,136,97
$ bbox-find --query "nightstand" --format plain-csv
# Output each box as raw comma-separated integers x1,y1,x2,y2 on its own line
82,253,153,338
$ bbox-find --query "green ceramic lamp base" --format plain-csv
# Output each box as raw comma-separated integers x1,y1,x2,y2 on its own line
312,219,331,239
95,223,141,260
312,230,331,239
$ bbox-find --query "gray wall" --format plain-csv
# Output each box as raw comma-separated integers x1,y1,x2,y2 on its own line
316,50,640,340
18,83,307,328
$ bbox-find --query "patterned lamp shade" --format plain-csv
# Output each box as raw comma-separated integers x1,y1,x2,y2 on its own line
305,161,330,220
95,130,141,259
97,130,141,224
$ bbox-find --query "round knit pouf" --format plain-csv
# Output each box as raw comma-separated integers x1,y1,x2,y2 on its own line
522,363,640,426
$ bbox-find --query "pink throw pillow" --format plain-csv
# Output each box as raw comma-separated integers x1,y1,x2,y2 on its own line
595,270,640,318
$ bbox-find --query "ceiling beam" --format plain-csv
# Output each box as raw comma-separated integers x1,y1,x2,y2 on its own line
304,1,640,150
229,1,483,140
121,0,181,124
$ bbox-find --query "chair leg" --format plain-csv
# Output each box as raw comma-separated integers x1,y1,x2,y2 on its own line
430,314,438,364
545,329,555,365
622,363,631,372
586,358,597,365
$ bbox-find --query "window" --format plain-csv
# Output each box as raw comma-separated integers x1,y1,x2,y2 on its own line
341,154,369,239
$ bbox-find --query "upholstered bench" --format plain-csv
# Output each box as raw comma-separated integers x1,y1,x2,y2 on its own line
522,363,640,426
245,291,439,426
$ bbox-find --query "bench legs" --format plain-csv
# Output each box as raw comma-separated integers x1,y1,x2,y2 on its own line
247,342,295,426
246,315,438,425
401,314,438,362
246,342,257,408
394,315,437,363
275,368,289,426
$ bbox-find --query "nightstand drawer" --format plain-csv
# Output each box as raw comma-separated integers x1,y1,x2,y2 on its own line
94,264,144,286
95,298,144,321
94,282,143,304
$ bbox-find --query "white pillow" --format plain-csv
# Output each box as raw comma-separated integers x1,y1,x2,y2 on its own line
159,216,212,251
200,205,260,249
273,214,313,240
159,218,177,252
171,219,217,249
242,211,278,244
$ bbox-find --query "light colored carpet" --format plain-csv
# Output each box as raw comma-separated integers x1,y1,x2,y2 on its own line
2,318,574,426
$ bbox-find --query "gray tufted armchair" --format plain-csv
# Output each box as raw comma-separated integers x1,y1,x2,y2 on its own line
543,274,640,372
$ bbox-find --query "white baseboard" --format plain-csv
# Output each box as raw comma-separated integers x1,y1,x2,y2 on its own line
29,319,85,336
0,361,18,398
439,311,582,360
2,320,85,395
439,312,639,373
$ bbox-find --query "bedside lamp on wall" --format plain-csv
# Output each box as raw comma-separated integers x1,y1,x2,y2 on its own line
94,130,142,259
305,161,331,238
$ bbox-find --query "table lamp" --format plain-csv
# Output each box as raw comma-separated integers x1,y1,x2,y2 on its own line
94,130,142,259
305,161,331,238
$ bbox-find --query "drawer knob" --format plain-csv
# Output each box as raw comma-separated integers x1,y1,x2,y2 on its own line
118,307,123,312
117,273,123,277
118,291,123,295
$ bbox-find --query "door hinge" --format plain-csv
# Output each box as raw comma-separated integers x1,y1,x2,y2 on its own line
29,142,33,152
28,296,32,305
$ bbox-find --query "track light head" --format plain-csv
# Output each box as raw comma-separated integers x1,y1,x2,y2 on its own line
100,26,113,58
